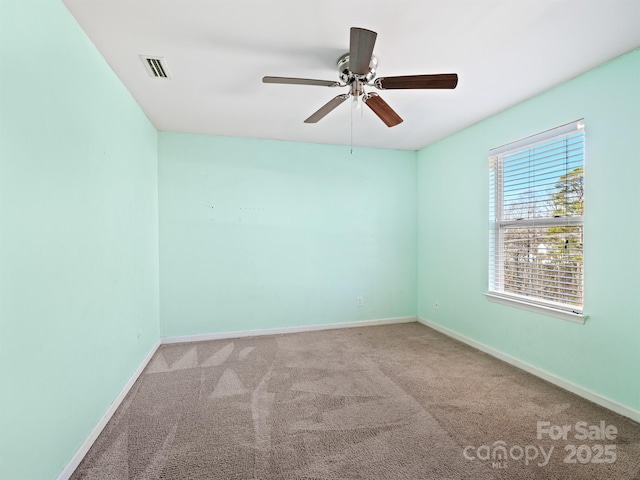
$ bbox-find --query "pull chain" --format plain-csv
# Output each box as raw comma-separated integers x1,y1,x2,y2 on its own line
350,94,353,154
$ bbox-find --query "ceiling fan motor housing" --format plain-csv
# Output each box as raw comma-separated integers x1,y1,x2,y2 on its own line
337,53,378,84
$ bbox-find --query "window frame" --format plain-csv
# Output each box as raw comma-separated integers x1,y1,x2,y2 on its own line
486,120,587,323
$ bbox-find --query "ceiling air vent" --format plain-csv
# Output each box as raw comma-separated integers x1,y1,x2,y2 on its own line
140,56,171,79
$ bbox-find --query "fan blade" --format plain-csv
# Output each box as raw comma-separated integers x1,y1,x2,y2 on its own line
350,27,377,76
364,93,403,127
263,76,341,87
304,94,349,123
374,74,458,90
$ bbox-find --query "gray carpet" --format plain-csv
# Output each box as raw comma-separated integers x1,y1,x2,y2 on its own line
71,322,640,479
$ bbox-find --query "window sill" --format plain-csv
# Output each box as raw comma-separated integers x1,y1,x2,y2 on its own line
484,293,587,324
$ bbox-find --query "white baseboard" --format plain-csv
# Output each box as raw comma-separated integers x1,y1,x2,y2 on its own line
56,340,161,480
161,316,418,344
418,317,640,424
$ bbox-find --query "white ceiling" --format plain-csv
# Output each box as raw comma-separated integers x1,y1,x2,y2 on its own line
62,0,640,151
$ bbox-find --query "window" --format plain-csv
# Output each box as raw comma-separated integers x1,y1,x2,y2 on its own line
488,120,585,321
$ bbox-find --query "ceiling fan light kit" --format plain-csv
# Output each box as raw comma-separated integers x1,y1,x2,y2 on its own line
263,27,458,128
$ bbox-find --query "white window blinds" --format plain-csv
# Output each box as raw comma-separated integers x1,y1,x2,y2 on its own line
489,120,585,314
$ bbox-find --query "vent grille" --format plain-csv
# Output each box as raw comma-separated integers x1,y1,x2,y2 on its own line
140,56,171,79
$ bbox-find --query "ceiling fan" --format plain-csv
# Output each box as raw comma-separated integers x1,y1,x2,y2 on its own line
262,27,458,127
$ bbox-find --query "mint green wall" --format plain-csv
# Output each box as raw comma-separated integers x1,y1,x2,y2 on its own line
158,133,417,337
0,1,159,478
417,49,640,411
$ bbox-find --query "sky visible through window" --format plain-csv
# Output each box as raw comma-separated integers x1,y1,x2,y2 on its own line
502,131,584,221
